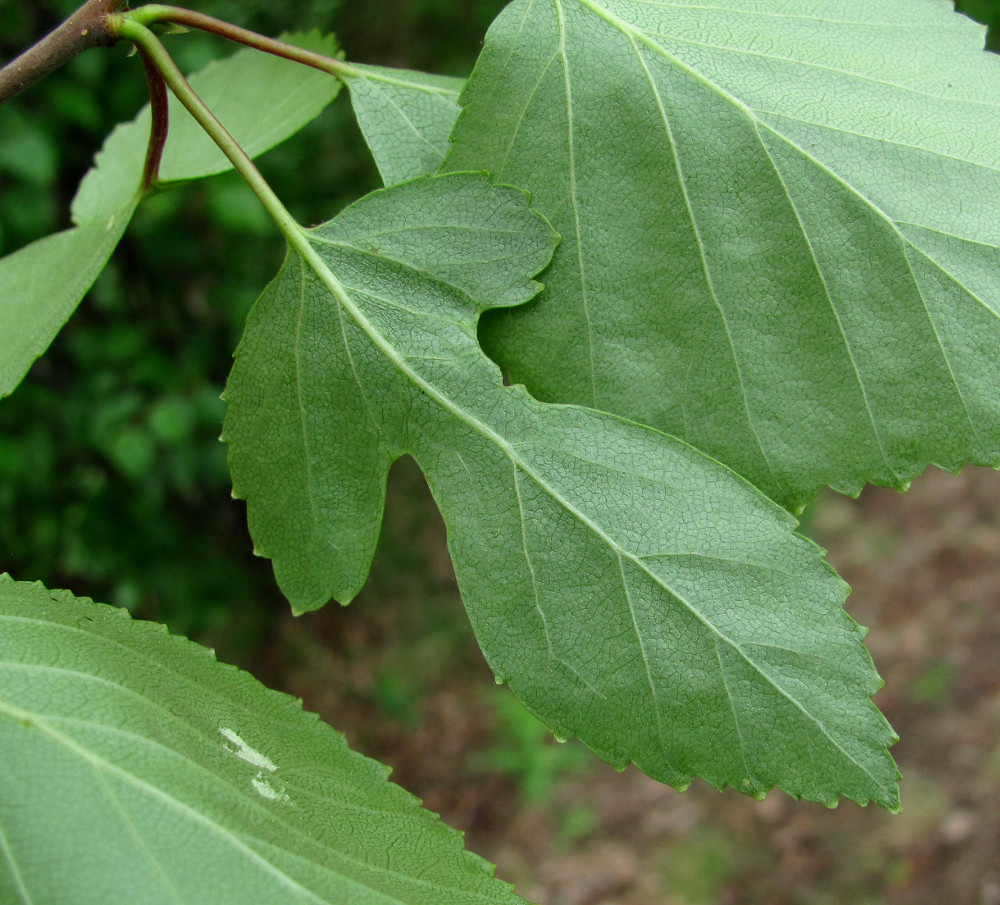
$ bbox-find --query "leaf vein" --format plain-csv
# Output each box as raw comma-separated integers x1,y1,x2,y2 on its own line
556,0,599,407
0,818,34,905
628,32,779,488
753,121,899,481
714,639,754,787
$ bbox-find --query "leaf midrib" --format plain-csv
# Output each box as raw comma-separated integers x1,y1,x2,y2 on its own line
639,28,1000,115
757,108,1000,173
623,24,780,489
570,0,988,477
0,697,331,905
618,0,953,31
0,698,492,905
291,227,885,789
0,659,402,821
343,63,463,98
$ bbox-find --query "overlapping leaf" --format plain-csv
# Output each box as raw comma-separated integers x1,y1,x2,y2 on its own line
0,33,341,399
338,62,464,184
444,0,1000,510
223,172,899,807
0,575,524,905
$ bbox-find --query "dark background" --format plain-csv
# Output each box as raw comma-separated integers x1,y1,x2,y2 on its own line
2,2,999,903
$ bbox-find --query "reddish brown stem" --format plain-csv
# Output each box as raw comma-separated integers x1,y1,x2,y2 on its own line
134,7,342,76
139,47,170,190
0,0,127,106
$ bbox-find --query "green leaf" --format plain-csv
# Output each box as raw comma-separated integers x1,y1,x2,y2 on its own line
0,575,525,905
0,202,136,398
72,32,342,225
223,173,899,808
0,33,343,402
339,63,464,185
444,0,1000,510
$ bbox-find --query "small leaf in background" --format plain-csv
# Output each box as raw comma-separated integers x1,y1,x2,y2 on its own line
223,172,899,808
0,110,59,186
445,0,1000,511
478,690,593,806
0,32,343,402
0,204,135,398
339,62,464,184
0,575,525,905
71,31,343,225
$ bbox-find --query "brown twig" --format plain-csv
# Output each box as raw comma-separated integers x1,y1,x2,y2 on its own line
0,0,127,106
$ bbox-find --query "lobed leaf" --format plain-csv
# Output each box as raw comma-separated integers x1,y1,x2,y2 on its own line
0,575,525,905
223,173,899,808
339,63,464,185
444,0,1000,510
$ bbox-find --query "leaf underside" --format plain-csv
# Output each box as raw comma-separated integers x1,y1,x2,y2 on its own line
443,0,1000,511
0,576,524,905
340,63,465,186
223,172,899,809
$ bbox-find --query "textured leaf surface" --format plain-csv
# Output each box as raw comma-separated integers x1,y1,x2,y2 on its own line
223,173,898,808
340,63,464,184
0,575,525,905
72,32,342,224
0,202,135,398
445,0,1000,510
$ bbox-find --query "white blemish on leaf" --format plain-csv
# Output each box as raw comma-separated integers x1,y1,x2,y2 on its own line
252,774,289,801
219,727,278,772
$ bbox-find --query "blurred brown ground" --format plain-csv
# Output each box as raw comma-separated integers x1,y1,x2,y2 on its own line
257,460,1000,905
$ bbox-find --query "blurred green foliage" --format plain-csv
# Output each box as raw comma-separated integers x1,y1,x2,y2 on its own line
476,691,594,807
910,660,954,705
0,0,506,659
955,0,1000,50
659,829,738,905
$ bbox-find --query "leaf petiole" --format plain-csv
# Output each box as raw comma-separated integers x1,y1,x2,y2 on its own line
122,5,358,80
138,48,169,191
116,18,304,247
